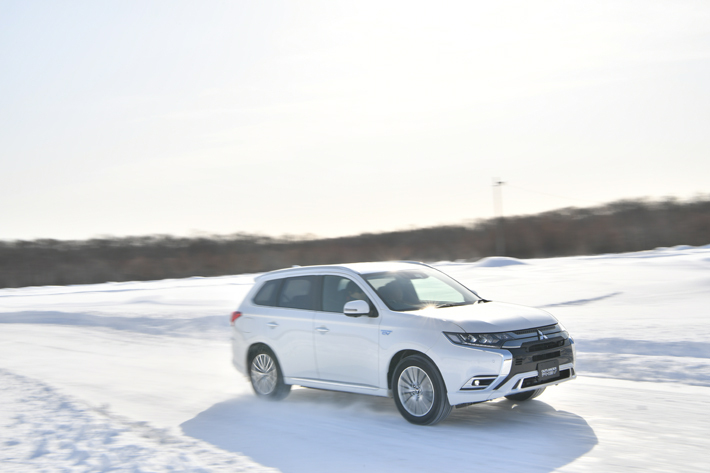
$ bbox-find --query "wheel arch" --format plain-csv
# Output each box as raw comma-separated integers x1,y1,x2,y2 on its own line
389,349,453,425
246,342,273,370
387,349,441,390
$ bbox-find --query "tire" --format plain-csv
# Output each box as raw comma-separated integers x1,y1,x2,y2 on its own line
392,355,452,425
505,387,546,402
248,346,291,400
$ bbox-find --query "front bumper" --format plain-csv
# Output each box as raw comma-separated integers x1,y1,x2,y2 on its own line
445,335,576,406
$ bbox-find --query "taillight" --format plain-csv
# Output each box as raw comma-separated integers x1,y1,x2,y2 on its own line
230,311,242,325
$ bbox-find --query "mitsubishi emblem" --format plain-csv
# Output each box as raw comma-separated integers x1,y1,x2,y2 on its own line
537,330,548,341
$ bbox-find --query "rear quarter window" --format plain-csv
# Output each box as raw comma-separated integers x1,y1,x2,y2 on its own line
253,279,282,306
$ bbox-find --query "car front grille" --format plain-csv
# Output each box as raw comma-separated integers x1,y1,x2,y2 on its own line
532,350,561,362
528,339,565,352
493,337,574,390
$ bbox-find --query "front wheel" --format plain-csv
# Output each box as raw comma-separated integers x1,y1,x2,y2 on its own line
248,346,291,400
392,355,452,425
505,387,545,402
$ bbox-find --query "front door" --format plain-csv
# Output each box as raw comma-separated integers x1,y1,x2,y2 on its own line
313,276,380,387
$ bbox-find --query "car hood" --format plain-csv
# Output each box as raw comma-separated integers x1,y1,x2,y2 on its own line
419,301,557,333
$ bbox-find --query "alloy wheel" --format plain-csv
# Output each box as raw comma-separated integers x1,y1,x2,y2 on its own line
397,366,435,416
251,353,278,395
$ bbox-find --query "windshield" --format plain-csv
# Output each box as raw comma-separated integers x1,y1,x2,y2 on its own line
362,267,479,312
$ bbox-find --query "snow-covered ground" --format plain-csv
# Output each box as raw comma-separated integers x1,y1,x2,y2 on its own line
1,246,709,472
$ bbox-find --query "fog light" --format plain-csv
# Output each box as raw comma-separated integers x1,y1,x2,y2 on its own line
473,380,480,386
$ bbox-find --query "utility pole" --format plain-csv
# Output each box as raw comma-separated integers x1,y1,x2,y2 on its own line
493,178,506,256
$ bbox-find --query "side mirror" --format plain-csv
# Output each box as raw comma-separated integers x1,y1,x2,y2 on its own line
343,300,375,317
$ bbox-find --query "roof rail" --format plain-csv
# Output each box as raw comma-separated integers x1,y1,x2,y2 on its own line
396,260,433,268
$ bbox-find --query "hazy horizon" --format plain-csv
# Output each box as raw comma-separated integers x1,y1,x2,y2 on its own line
3,0,709,241
1,193,704,243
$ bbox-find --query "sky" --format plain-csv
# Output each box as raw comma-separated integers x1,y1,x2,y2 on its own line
2,0,709,241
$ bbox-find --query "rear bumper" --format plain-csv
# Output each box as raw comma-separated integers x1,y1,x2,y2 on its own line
231,330,249,376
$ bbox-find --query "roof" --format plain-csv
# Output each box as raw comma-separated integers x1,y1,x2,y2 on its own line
253,261,431,281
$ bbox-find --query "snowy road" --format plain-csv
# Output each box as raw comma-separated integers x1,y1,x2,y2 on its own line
2,246,710,472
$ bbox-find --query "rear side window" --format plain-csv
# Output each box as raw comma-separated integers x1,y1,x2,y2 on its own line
278,276,318,310
253,279,282,306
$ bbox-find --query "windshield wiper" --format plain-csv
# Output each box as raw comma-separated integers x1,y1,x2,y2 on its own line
435,302,475,309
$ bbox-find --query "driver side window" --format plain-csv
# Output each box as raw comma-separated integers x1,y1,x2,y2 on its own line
321,276,370,313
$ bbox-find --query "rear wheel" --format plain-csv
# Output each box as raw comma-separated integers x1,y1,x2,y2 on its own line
248,346,291,400
505,387,545,402
392,355,452,425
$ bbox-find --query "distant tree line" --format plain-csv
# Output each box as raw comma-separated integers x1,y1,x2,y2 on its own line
1,197,708,288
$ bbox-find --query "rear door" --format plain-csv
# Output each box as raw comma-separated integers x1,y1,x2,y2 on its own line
256,276,319,380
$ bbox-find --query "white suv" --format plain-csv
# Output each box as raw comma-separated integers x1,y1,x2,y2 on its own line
230,261,576,425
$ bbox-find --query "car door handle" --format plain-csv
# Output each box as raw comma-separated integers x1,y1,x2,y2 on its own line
316,326,329,334
267,322,279,329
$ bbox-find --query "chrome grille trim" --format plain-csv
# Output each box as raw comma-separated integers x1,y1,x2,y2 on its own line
513,324,557,335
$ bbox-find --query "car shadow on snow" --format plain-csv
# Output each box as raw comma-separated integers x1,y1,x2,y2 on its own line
181,387,597,473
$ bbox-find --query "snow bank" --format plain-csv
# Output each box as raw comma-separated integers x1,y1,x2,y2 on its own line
0,274,256,298
579,243,710,260
0,311,230,340
473,256,527,267
0,369,276,473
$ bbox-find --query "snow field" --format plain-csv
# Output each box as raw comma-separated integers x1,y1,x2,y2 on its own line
1,244,709,472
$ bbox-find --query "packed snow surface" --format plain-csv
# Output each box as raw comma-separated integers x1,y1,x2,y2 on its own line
2,245,710,472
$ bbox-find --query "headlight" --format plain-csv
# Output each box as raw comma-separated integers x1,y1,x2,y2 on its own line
444,331,513,348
